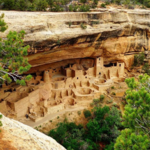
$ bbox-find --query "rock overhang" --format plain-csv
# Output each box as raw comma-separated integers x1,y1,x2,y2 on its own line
0,9,149,73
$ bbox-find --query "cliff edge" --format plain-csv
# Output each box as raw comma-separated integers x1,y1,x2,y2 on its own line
0,9,148,72
0,113,66,150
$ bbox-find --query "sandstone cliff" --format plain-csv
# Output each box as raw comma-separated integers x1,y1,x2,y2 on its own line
0,113,66,150
0,9,149,72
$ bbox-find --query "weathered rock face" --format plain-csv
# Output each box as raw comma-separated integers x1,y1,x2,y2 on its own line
0,113,66,150
0,9,150,72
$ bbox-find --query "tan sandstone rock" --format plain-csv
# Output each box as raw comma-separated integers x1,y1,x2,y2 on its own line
0,9,149,72
0,113,66,150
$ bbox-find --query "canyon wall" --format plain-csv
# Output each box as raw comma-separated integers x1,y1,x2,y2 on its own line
0,9,149,72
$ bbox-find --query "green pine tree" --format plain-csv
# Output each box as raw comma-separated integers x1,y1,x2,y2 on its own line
114,129,149,150
123,75,150,136
0,14,32,85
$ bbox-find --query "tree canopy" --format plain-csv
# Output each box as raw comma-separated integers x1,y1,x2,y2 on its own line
48,106,122,150
114,129,149,150
114,74,150,150
0,14,32,85
123,75,150,136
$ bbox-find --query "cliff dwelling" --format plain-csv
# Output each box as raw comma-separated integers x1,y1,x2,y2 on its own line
0,57,125,122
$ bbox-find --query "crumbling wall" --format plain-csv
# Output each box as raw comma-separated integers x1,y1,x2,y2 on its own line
29,90,40,105
14,97,29,117
48,104,65,114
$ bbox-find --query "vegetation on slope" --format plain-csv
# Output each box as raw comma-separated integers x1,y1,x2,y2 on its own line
48,105,122,150
0,0,150,12
0,0,94,12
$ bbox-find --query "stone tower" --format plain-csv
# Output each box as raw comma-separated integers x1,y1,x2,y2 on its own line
95,57,103,77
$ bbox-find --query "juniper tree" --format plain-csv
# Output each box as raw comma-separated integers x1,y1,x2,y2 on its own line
0,14,32,85
114,129,149,150
113,74,150,149
123,75,150,136
86,106,121,143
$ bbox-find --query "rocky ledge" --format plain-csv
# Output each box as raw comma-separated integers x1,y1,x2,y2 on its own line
0,113,66,150
0,9,150,73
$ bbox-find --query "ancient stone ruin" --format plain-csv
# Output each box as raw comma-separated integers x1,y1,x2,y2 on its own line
0,57,124,122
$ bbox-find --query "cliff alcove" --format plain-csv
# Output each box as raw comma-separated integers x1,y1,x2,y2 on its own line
0,8,149,128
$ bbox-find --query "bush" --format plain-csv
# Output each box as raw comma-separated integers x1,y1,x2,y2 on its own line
124,0,130,6
57,39,60,45
127,4,135,9
27,3,36,11
141,5,147,9
80,0,87,4
105,1,110,5
36,0,48,11
68,21,72,27
2,0,15,9
15,0,28,11
133,52,150,73
133,52,145,66
77,111,81,115
93,0,98,5
112,92,116,95
142,63,150,74
80,23,87,29
90,102,94,107
91,21,99,26
111,86,115,89
0,121,2,127
144,0,150,7
101,3,106,8
69,4,79,12
113,102,118,107
51,4,64,12
47,0,54,9
100,95,105,101
93,99,100,105
106,99,113,104
0,114,2,127
79,4,90,12
83,109,92,118
114,0,121,5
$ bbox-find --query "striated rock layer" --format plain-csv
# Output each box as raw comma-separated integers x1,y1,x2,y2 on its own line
0,113,66,150
0,9,149,72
